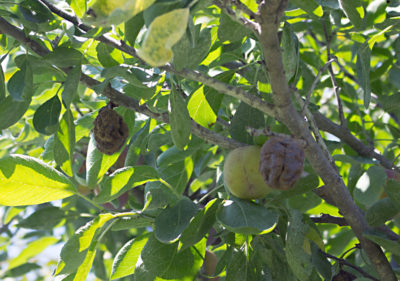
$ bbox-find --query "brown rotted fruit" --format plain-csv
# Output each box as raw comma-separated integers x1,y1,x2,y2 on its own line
93,107,128,155
259,136,304,190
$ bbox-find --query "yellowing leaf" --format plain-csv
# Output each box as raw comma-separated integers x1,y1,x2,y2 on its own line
0,155,76,206
86,0,155,26
137,8,190,67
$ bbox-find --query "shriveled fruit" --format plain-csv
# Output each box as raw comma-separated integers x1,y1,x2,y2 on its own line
223,145,273,199
259,136,304,190
93,107,128,155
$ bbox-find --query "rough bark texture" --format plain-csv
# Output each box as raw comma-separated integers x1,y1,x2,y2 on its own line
258,1,396,280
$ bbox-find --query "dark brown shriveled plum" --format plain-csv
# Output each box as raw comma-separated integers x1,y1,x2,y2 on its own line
93,107,128,155
259,136,304,190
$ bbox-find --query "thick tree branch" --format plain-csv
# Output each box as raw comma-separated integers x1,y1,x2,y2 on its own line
314,111,399,171
35,0,277,120
0,17,243,150
257,1,396,280
35,0,397,172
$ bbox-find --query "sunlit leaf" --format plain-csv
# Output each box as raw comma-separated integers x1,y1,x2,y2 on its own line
137,8,189,66
0,155,76,206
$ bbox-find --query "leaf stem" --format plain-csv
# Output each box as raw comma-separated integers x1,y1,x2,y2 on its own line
76,192,105,210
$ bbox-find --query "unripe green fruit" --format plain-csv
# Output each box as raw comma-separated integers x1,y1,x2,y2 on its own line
223,145,272,199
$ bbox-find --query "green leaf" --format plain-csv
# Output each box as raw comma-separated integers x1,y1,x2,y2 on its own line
56,214,115,275
281,22,299,82
125,12,145,46
157,157,193,194
62,66,81,108
32,94,62,135
311,243,332,280
204,71,234,114
180,198,219,250
0,155,76,206
384,179,400,207
139,233,202,279
187,86,217,128
7,60,33,101
366,197,400,227
54,110,75,177
70,0,86,18
139,234,179,276
339,0,365,29
96,43,123,67
67,241,97,281
125,119,150,166
218,12,251,43
102,65,148,88
290,0,323,18
111,234,150,279
275,173,320,200
111,215,153,231
0,96,31,130
356,43,371,108
354,165,386,206
230,102,265,144
172,26,211,70
225,249,248,280
137,8,190,66
0,64,6,101
286,210,313,281
169,85,191,149
4,263,41,278
156,145,193,167
86,133,121,188
45,47,83,67
364,230,400,256
216,199,279,235
95,166,160,203
17,206,68,230
8,237,58,270
155,197,198,243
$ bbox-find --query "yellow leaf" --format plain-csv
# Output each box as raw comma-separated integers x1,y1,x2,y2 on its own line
138,8,190,67
86,0,155,26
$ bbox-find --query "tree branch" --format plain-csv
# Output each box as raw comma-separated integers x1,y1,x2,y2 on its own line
35,0,397,173
35,0,277,120
213,0,260,33
257,1,396,280
0,16,243,151
322,251,380,281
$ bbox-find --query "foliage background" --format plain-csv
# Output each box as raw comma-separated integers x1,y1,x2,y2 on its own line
0,0,400,280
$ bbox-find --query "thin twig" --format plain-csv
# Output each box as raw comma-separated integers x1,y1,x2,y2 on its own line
0,16,244,151
231,0,259,20
35,0,277,120
322,20,346,127
311,214,348,226
214,0,260,34
302,58,335,116
322,251,380,281
292,87,336,168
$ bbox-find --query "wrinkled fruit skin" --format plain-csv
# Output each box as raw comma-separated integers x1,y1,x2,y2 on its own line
223,145,273,199
259,136,304,190
93,107,128,155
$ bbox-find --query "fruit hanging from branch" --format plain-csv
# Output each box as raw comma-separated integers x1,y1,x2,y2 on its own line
259,136,305,190
93,106,128,155
223,145,273,200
